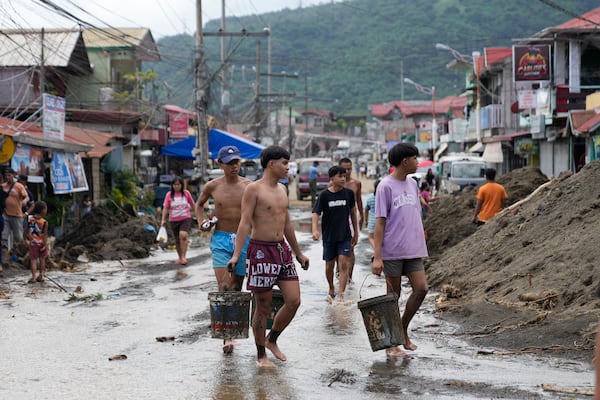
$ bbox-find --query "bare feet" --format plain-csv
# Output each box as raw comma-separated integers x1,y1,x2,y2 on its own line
222,340,235,354
265,341,287,361
403,329,418,351
256,356,277,368
386,346,408,358
403,340,418,351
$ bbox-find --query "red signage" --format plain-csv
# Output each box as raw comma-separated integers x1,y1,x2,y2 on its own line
513,45,551,82
168,111,189,139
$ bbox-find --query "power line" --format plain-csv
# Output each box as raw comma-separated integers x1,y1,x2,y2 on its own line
537,0,600,28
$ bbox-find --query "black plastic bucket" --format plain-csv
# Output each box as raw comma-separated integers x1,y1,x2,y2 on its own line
208,291,252,339
357,293,405,351
252,289,285,329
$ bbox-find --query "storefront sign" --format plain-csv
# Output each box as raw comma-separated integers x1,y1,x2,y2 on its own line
168,112,189,139
513,45,551,82
11,144,44,183
51,152,89,194
0,135,15,163
43,93,66,141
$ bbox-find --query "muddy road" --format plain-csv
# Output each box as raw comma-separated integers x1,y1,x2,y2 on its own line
0,208,594,399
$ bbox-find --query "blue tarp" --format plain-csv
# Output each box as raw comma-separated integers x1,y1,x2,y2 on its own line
161,129,264,160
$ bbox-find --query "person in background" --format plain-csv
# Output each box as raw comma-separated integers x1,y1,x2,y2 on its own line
194,145,252,354
278,168,292,198
425,168,436,194
364,179,380,250
25,201,48,283
338,157,363,283
226,145,309,368
0,172,5,272
81,194,93,216
372,143,429,359
419,182,433,220
161,176,195,265
2,168,28,253
472,168,507,226
309,160,320,207
312,165,358,303
18,174,34,216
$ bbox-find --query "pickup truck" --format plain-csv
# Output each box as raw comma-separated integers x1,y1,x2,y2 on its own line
438,155,487,194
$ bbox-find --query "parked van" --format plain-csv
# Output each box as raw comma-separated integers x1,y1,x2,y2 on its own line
438,154,487,194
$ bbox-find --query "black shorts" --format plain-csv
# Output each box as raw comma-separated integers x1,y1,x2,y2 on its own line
170,218,192,237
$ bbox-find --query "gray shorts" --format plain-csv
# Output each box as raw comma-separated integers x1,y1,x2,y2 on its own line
383,258,424,277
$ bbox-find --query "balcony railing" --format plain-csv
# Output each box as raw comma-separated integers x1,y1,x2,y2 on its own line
481,104,502,130
555,85,587,114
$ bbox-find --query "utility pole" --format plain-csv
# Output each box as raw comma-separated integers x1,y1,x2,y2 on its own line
266,25,272,135
202,29,270,138
40,28,45,98
288,106,294,157
259,71,297,147
304,68,308,112
195,0,209,182
254,41,261,142
220,0,229,128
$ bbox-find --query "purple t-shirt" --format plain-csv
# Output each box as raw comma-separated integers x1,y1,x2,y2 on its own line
375,175,428,260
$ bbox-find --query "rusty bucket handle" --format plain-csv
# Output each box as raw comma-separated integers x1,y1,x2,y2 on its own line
358,272,392,301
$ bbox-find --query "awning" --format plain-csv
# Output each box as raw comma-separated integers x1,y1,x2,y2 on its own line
434,143,448,160
161,129,265,160
482,141,503,163
469,141,485,152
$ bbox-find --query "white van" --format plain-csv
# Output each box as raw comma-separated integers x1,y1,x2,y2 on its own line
438,154,487,194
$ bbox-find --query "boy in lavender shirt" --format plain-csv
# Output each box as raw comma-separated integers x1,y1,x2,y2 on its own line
372,143,429,358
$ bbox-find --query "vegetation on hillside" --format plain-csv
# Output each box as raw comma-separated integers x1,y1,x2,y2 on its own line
146,0,597,121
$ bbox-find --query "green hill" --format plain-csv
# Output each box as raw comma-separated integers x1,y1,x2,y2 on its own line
146,0,598,120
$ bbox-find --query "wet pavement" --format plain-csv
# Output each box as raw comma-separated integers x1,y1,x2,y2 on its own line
0,207,594,399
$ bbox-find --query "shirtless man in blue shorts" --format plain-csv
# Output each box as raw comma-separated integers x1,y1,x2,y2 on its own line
227,145,309,368
195,145,252,353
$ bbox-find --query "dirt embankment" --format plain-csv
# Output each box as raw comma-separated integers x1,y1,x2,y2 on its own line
55,206,158,262
426,163,600,360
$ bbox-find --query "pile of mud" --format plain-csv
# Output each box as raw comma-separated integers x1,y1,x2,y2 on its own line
424,167,549,258
55,206,158,262
427,162,600,359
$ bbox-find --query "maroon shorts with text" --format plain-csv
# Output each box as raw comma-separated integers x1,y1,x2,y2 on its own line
246,239,298,292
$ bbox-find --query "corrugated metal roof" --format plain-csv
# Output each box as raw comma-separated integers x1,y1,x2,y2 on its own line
0,115,118,158
82,28,160,61
369,96,466,118
0,29,84,67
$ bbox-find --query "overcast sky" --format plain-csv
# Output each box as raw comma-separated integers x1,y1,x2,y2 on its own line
2,0,340,38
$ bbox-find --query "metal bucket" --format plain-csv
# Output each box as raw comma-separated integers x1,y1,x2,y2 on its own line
251,289,285,329
208,291,252,339
357,293,405,351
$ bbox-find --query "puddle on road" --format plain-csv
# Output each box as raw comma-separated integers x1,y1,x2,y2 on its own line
0,229,594,399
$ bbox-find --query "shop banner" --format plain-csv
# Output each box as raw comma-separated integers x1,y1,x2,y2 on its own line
11,144,44,183
51,152,89,194
168,111,189,139
513,45,551,82
43,93,66,140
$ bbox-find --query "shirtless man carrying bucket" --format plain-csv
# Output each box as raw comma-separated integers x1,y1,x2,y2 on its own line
195,145,252,353
227,145,309,368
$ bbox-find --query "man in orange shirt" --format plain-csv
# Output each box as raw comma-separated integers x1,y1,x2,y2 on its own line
2,168,29,253
472,168,507,225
